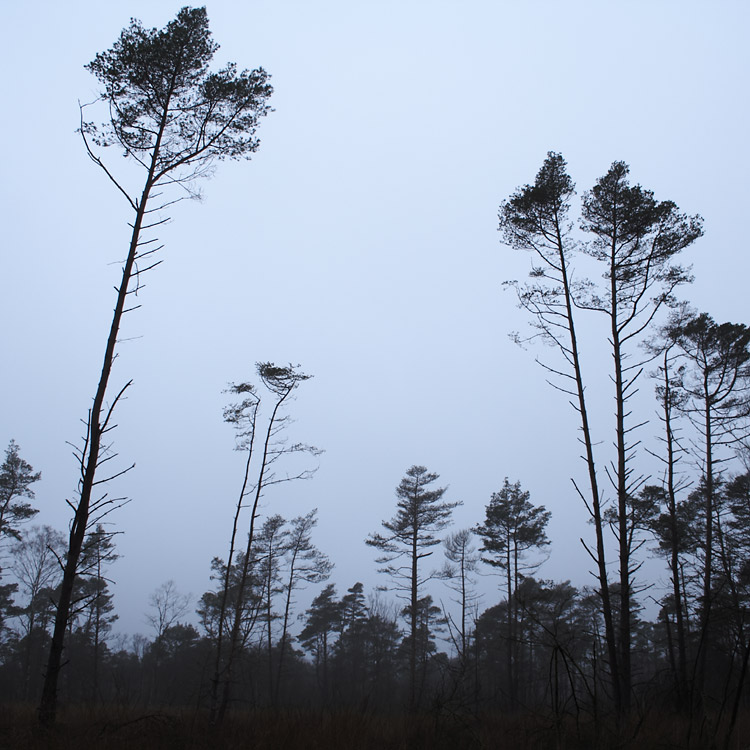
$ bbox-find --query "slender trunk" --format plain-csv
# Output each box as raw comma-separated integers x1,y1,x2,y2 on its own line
39,187,151,724
266,559,273,701
92,546,103,703
669,489,688,700
663,608,680,696
460,551,467,661
275,552,298,706
696,383,714,699
410,522,418,713
321,630,329,703
513,536,520,705
216,391,291,724
93,597,100,702
663,353,688,704
38,89,175,723
611,264,632,713
209,428,256,722
506,532,513,708
553,217,619,711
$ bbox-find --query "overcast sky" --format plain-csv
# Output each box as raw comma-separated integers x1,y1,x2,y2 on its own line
2,1,748,639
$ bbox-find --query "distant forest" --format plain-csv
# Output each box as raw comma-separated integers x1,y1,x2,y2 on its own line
2,7,750,750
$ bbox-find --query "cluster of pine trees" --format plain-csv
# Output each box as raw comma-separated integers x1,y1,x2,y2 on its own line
3,398,750,742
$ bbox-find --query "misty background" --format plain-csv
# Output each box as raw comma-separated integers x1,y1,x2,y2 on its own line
1,1,748,640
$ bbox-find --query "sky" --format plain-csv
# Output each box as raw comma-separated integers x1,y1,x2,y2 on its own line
1,1,749,641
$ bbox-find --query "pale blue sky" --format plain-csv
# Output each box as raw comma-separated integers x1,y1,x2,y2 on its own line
1,1,748,637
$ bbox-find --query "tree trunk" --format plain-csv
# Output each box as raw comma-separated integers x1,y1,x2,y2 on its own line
554,218,620,712
39,96,172,724
663,354,688,705
215,391,290,724
611,279,632,714
275,553,298,706
410,522,418,713
506,531,513,708
209,426,256,722
696,384,714,701
39,188,150,724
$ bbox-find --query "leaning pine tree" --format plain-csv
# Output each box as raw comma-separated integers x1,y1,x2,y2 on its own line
39,7,272,724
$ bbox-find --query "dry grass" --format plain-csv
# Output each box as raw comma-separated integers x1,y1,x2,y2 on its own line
2,704,749,749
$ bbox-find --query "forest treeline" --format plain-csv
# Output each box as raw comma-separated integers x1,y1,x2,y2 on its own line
2,6,750,749
4,363,750,748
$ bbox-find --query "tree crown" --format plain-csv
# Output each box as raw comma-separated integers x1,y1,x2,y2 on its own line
474,478,550,568
0,441,41,543
83,6,273,190
366,465,460,560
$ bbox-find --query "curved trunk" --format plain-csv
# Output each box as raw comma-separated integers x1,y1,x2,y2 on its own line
209,434,256,722
216,390,291,724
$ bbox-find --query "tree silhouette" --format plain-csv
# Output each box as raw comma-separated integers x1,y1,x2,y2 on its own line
667,311,750,698
211,364,320,724
0,441,40,545
499,153,621,710
579,163,702,708
367,465,459,711
0,441,40,636
40,7,272,724
474,478,550,706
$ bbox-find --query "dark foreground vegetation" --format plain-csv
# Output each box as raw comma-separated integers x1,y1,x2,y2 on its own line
4,705,750,750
